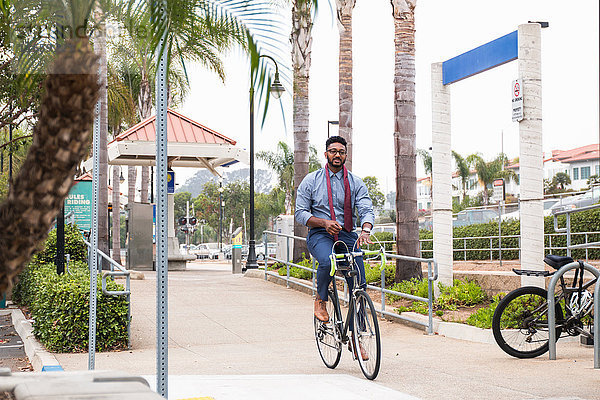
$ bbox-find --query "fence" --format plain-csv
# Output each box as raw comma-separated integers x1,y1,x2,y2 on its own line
261,231,438,334
84,239,131,350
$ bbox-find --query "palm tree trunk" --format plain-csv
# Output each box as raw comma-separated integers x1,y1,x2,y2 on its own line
112,166,122,265
337,0,355,170
128,166,136,204
95,24,110,269
0,39,99,293
291,1,313,262
391,0,421,281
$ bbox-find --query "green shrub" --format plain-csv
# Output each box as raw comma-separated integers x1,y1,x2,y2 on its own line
387,278,429,304
464,294,504,328
12,261,128,353
364,261,395,285
34,224,87,264
436,279,488,311
366,232,394,252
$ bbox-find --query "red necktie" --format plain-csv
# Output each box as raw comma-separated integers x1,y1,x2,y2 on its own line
326,165,352,241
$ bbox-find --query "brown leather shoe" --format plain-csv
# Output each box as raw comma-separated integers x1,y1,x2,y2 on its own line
349,334,369,361
314,298,329,322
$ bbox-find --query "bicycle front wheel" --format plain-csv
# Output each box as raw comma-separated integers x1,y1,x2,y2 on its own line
492,286,563,358
352,291,381,380
314,289,342,369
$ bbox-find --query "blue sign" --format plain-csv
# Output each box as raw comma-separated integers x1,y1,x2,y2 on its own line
167,171,175,194
442,30,518,85
64,181,92,232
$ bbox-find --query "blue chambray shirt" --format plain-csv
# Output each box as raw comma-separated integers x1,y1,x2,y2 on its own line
295,167,375,231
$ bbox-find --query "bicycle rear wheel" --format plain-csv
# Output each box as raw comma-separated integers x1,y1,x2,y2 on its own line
352,291,381,380
492,286,563,358
314,289,342,369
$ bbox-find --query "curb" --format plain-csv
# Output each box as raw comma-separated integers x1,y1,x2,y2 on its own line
10,307,62,372
245,269,497,344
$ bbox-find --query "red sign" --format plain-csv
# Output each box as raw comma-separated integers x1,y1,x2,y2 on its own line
513,82,520,97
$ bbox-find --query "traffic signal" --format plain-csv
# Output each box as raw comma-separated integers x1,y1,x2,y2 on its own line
189,217,197,226
178,217,187,225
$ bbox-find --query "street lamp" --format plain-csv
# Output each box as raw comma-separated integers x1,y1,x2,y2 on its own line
327,120,339,138
218,177,224,252
246,55,285,270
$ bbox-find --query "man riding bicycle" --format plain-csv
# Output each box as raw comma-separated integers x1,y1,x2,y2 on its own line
295,136,375,357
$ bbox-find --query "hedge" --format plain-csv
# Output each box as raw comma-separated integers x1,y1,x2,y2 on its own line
419,207,600,260
34,223,87,264
12,227,128,353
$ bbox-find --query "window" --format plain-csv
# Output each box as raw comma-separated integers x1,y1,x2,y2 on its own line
573,168,579,180
596,165,599,176
581,166,591,180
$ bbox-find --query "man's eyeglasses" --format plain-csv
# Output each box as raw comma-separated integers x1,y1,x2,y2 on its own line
327,149,347,156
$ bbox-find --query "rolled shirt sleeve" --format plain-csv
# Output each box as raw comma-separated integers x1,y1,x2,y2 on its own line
353,176,375,228
295,174,314,227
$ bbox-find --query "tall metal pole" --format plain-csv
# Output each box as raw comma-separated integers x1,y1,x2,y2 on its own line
219,180,223,252
155,9,169,397
88,81,101,370
246,81,258,269
56,205,65,275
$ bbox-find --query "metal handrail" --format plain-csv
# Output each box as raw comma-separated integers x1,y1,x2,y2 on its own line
262,231,439,334
83,239,131,350
594,277,599,369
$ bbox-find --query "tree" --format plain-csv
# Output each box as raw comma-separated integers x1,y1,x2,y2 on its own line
552,172,571,191
336,0,356,169
258,141,320,214
0,0,101,292
466,153,518,205
391,0,420,282
452,150,470,200
363,176,385,212
587,174,600,187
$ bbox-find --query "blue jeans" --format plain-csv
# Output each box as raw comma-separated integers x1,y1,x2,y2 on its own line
306,228,366,302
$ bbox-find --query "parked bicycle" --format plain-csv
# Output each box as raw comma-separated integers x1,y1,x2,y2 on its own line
492,254,596,358
313,247,383,380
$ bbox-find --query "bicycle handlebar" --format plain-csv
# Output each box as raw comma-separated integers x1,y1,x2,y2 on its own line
329,249,386,276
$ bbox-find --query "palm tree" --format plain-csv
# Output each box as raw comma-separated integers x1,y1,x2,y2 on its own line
291,0,316,261
336,0,355,169
391,0,420,282
467,153,518,205
452,150,470,200
258,141,319,214
0,0,101,293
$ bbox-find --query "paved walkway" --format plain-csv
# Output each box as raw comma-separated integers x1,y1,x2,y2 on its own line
54,261,599,400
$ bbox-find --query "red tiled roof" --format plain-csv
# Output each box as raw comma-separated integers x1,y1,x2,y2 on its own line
75,171,92,181
110,108,237,145
551,144,600,162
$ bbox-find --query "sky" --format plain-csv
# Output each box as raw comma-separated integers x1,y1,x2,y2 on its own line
176,0,599,195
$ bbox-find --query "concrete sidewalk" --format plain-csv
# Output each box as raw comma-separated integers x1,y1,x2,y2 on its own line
54,261,599,400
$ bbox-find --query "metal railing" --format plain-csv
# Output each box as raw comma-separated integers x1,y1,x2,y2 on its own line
84,239,131,350
261,231,438,334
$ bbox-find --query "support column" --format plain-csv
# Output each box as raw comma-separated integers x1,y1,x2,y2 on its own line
431,62,453,288
518,23,544,287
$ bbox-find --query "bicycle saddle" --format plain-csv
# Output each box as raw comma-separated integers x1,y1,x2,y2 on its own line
543,254,574,270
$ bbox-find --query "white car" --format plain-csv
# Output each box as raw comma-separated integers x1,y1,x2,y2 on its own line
194,243,220,259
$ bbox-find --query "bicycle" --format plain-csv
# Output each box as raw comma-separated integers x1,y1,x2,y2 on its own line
313,246,383,380
492,254,597,358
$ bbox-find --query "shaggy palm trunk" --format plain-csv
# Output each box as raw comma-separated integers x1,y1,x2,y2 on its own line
0,39,99,293
128,166,136,204
391,0,421,282
138,76,152,204
95,28,109,269
337,0,355,170
112,166,122,265
291,1,313,262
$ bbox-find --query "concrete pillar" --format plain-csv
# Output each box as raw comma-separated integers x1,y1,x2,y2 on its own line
518,23,544,287
431,62,453,288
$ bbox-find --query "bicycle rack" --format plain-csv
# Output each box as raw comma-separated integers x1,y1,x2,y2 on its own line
547,261,599,361
595,277,599,369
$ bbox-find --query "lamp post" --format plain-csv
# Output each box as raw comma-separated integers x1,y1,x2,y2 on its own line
246,55,285,270
327,120,339,138
218,177,224,252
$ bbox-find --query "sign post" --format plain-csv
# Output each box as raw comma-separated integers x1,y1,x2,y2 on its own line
512,79,523,122
493,179,506,266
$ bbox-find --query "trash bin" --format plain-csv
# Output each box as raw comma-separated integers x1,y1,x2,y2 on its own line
231,227,243,274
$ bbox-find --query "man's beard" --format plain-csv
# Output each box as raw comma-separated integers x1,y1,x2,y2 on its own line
327,156,345,169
